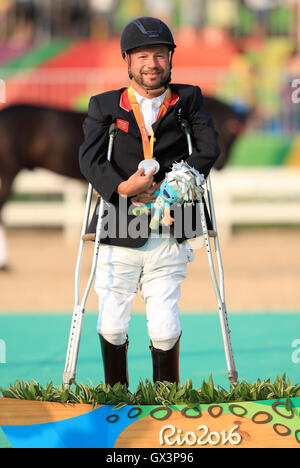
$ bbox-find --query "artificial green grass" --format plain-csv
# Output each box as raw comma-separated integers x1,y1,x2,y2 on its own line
1,374,299,409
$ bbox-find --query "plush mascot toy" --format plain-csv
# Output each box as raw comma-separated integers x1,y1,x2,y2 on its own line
132,161,205,230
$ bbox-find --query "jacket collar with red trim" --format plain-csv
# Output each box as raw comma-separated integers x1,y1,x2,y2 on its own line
120,87,179,112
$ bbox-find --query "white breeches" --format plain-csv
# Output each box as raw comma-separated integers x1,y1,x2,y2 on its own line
94,234,194,351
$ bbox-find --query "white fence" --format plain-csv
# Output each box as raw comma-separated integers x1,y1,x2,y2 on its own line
2,170,87,242
3,167,300,240
210,167,300,237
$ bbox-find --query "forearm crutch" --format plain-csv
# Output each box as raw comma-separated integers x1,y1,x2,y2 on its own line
63,123,117,387
180,120,238,384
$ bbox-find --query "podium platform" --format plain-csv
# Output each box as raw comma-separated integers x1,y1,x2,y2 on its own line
1,397,300,448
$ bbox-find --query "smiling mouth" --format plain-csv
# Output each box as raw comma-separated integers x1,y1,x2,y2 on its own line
143,70,162,77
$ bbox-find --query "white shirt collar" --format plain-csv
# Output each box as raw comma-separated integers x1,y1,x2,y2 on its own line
131,88,168,135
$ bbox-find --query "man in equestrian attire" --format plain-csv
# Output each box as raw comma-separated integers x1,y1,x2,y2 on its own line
79,17,220,388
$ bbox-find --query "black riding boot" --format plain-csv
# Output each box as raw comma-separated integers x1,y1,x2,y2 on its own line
99,335,129,388
150,336,181,384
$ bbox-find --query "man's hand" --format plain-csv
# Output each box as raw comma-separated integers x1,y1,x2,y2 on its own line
131,180,163,206
117,167,156,197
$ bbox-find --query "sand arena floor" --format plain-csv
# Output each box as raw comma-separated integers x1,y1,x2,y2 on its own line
0,228,299,313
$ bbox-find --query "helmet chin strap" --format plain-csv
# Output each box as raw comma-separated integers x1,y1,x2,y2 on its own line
125,50,174,97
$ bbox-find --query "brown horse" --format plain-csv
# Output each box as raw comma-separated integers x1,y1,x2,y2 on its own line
0,98,249,269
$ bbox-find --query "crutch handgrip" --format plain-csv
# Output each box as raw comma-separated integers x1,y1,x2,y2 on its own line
179,119,192,135
109,122,118,137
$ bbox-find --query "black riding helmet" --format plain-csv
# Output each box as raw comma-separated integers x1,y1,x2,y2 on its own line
121,17,177,57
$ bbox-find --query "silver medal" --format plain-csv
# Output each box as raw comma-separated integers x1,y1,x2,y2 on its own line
138,159,160,175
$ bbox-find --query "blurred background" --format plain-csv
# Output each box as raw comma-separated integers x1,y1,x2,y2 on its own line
0,1,300,389
1,0,300,125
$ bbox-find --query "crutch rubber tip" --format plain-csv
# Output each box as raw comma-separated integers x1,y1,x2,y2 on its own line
63,372,75,387
228,370,238,384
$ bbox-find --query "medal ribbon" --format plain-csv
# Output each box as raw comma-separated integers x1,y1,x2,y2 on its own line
127,86,172,160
